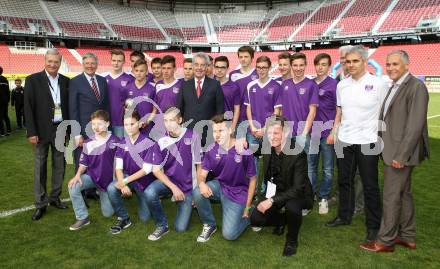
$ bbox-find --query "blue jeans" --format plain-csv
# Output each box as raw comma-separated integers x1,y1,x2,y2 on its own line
292,134,311,154
107,180,151,222
68,174,114,220
112,126,124,139
246,132,263,193
307,137,334,199
193,180,250,240
144,179,193,232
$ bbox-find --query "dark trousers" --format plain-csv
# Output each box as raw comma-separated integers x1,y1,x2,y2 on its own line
250,198,304,243
0,106,11,134
337,143,382,231
14,104,24,128
34,125,66,208
378,165,415,245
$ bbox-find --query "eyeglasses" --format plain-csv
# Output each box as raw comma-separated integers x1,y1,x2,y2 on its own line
256,66,270,70
214,66,228,69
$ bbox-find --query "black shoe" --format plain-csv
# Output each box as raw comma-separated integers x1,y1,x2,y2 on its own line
110,218,132,235
366,229,378,242
272,225,285,236
325,217,351,227
49,199,68,209
283,241,297,256
32,207,46,221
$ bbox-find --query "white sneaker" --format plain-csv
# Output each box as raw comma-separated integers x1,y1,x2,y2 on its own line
251,226,262,232
302,209,311,216
319,199,329,215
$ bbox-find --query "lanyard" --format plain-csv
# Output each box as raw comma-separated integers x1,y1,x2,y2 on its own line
47,76,60,107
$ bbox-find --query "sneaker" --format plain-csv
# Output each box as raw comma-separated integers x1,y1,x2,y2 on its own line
148,226,169,241
251,226,262,232
110,218,132,235
302,209,311,216
196,224,217,242
69,218,90,231
319,199,329,215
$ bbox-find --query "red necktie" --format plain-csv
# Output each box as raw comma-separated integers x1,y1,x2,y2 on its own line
91,77,101,101
196,79,202,98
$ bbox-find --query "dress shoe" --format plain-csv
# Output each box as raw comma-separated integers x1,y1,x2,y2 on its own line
366,229,378,242
49,199,68,209
32,207,46,220
394,238,416,250
273,225,285,236
325,217,351,227
283,241,297,256
359,241,394,253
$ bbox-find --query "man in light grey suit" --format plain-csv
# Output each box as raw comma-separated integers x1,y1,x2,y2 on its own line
361,50,429,252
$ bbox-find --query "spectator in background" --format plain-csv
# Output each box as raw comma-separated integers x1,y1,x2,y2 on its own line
183,58,194,81
0,66,11,137
24,48,70,220
11,78,25,129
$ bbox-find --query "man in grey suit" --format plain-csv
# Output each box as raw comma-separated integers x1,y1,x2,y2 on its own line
361,50,429,252
69,52,109,199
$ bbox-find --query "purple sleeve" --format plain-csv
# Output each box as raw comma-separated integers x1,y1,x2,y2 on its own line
245,154,257,178
192,132,202,164
79,149,89,167
273,83,282,108
202,151,212,171
243,86,250,106
233,83,241,106
115,146,124,159
310,81,319,106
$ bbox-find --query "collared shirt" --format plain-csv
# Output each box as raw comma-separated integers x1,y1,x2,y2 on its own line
336,72,389,144
194,76,205,90
84,72,100,94
383,72,409,117
45,70,62,122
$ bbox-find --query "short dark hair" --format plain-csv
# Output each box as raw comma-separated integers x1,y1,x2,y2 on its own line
130,50,145,60
161,55,176,68
183,58,192,64
124,110,141,121
278,52,291,61
290,53,307,65
256,55,271,67
151,57,162,66
133,59,148,69
314,53,332,66
211,114,231,124
208,55,213,62
214,56,229,68
164,106,182,119
266,115,287,130
237,46,255,59
110,49,125,60
91,110,110,122
15,78,22,82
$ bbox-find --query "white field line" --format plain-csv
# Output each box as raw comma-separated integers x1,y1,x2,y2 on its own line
428,114,440,120
0,198,70,218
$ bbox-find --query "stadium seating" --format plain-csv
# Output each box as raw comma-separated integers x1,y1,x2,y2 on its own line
0,43,44,74
149,10,184,41
379,0,440,33
335,0,393,36
174,12,208,43
294,0,350,41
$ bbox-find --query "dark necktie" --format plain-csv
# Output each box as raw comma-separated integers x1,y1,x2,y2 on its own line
91,77,101,101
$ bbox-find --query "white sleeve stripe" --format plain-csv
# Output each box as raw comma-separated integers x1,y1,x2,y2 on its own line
142,163,153,175
115,158,123,170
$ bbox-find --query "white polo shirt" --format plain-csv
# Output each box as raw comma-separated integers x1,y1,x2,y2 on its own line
336,72,389,144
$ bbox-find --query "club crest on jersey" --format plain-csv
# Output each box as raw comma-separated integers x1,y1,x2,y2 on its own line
128,91,133,96
251,75,258,80
215,153,221,160
319,89,325,96
299,88,306,95
173,87,179,94
184,138,192,145
121,81,128,87
365,85,374,91
234,154,242,163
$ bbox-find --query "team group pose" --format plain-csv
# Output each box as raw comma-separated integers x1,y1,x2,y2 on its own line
23,44,429,256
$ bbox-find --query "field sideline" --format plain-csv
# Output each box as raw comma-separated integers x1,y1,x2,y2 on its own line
0,94,439,269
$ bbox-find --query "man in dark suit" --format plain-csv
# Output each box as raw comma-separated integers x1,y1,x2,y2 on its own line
177,52,224,146
361,50,429,252
24,49,70,220
69,52,109,199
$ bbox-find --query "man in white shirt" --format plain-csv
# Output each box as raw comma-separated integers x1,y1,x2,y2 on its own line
326,45,388,245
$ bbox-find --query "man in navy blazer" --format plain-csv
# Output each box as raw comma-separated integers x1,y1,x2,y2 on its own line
69,52,109,173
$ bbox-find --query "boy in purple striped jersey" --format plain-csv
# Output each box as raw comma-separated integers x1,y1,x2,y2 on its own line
101,49,133,138
67,110,118,230
153,55,183,114
214,56,240,133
